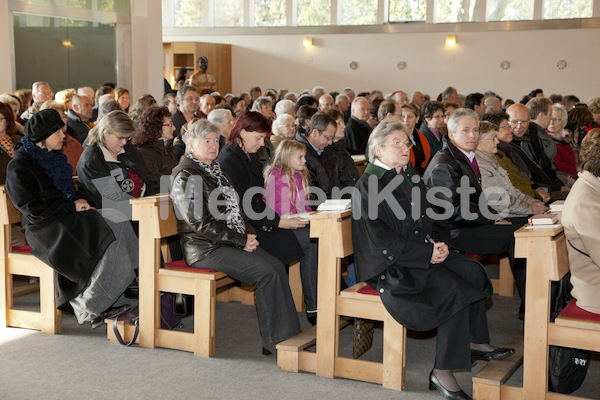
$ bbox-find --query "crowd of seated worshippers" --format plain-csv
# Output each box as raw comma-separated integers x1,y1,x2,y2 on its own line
3,81,599,396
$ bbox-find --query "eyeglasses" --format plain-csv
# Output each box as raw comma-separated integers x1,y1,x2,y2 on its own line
162,121,174,127
497,124,511,130
320,132,335,142
509,120,529,126
183,96,200,102
480,136,498,141
387,141,413,149
112,132,132,142
551,118,564,123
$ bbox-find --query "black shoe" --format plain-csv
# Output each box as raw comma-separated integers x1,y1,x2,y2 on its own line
90,304,131,329
471,347,515,361
429,370,472,400
307,312,317,326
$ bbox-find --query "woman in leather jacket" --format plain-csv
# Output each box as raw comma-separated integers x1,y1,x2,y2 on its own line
170,119,301,355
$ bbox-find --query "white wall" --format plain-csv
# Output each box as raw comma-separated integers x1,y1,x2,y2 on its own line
165,27,600,102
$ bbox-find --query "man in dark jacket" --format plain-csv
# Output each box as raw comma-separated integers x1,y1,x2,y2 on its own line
67,94,94,144
423,108,526,314
172,85,201,137
345,97,372,155
507,103,568,197
295,112,342,204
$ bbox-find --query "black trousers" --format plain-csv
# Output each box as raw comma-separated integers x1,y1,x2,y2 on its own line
452,223,525,304
192,246,301,344
434,256,490,370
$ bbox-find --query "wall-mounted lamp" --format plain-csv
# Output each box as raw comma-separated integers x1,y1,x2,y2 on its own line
62,40,74,47
303,37,313,47
445,35,456,46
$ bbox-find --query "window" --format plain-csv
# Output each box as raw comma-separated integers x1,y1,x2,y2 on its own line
543,0,593,19
340,0,378,25
173,0,203,27
486,0,533,21
13,0,130,13
436,0,479,23
389,0,427,22
255,0,286,26
214,0,244,27
297,0,331,26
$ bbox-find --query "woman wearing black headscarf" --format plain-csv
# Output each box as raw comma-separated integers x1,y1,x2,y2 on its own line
6,109,139,328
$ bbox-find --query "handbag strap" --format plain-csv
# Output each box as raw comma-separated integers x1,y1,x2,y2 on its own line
112,311,140,347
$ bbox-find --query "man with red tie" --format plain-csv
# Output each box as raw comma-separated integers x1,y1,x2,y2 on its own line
423,108,527,318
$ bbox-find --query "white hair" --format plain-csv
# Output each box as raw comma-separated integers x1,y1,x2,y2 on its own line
272,114,295,137
274,99,295,117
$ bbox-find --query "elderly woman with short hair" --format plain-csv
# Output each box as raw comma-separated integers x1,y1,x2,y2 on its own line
251,96,275,121
353,119,513,400
270,113,296,151
170,119,301,354
207,108,234,150
274,99,296,118
562,128,600,315
475,121,546,218
547,103,578,182
77,110,159,209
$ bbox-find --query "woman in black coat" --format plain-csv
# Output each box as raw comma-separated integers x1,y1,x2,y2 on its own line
76,110,159,210
6,110,138,328
217,111,304,266
352,119,514,400
171,119,301,354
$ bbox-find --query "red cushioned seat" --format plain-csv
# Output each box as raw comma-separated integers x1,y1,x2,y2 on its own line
162,259,214,273
357,283,380,296
559,300,600,321
12,245,31,253
465,254,478,259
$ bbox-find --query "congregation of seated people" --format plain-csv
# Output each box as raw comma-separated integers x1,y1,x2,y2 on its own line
2,80,600,400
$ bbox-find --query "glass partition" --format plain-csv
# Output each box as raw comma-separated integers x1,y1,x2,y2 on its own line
13,14,117,91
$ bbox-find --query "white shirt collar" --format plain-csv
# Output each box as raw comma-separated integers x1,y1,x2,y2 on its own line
374,158,392,170
457,147,476,162
100,145,125,163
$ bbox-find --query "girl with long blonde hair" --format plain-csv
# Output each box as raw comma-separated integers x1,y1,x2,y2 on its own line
264,139,318,325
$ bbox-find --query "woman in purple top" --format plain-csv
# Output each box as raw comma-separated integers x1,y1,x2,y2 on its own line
264,140,318,325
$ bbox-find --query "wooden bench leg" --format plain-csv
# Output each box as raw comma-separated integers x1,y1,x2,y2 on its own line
289,261,305,312
194,279,215,357
497,257,514,297
39,266,61,334
382,311,406,390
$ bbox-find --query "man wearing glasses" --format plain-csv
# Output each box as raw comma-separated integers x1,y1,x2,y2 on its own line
507,103,568,198
172,85,201,137
295,112,341,203
19,82,53,124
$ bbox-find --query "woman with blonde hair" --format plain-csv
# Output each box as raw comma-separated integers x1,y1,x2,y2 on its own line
76,110,158,209
54,88,77,111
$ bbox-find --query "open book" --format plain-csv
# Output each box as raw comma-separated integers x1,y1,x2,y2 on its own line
317,199,351,212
